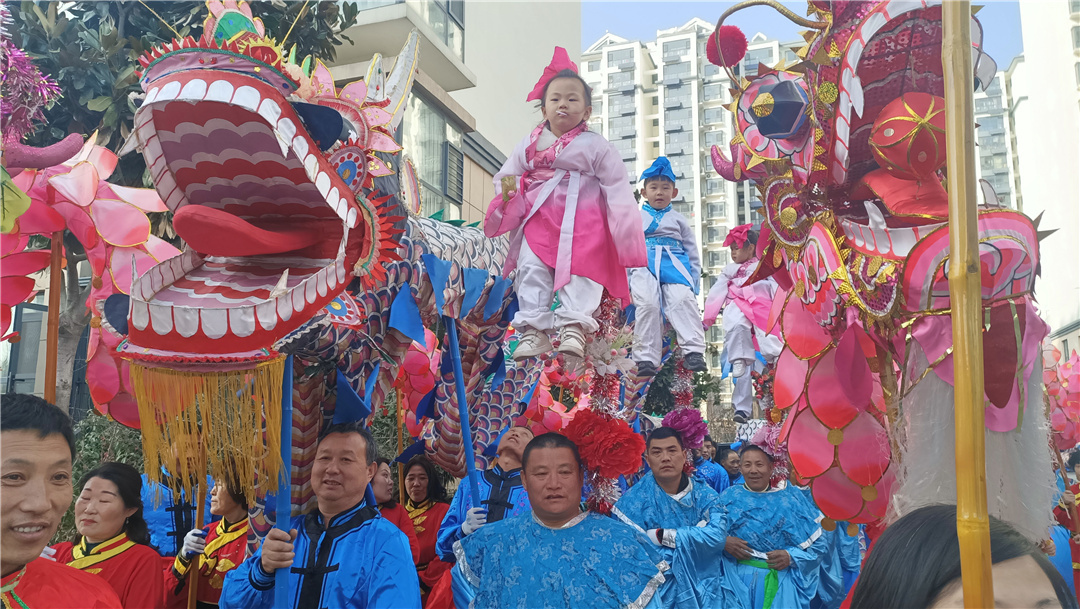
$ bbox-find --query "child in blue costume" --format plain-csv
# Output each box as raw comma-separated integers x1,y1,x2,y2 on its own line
630,157,707,376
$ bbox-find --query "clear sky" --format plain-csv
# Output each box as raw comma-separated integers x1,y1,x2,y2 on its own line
582,1,1023,68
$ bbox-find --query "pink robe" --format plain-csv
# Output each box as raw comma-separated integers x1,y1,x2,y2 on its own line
485,126,646,305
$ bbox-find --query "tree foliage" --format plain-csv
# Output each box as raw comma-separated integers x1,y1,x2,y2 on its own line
643,356,726,419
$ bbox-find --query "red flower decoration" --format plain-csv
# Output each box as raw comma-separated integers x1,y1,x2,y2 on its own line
563,410,645,479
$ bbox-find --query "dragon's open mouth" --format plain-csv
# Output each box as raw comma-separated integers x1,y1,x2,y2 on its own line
126,70,363,358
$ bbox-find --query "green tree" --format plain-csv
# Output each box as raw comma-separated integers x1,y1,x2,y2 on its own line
7,0,359,412
643,357,726,419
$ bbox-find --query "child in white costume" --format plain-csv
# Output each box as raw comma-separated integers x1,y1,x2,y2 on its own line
629,157,707,376
485,48,646,360
703,226,782,422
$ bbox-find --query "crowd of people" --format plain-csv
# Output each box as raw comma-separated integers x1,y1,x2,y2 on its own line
5,392,1079,609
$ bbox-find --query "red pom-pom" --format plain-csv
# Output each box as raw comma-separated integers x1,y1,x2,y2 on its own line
706,25,748,68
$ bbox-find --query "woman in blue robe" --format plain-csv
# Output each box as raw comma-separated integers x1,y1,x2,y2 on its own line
718,445,828,609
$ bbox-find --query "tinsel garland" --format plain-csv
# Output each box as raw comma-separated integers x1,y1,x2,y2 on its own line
1,10,62,144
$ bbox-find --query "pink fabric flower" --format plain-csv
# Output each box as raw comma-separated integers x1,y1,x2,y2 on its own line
662,408,708,450
723,224,753,249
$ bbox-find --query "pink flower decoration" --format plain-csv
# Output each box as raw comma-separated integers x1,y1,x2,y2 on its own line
662,408,708,450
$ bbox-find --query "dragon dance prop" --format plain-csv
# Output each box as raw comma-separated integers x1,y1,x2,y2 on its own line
702,0,1056,550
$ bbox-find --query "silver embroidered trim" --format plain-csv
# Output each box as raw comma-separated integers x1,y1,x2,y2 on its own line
611,506,647,535
798,526,824,550
626,560,670,609
453,540,480,587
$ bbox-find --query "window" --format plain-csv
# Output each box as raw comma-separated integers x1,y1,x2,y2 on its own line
403,92,464,217
663,39,691,60
1076,62,1080,87
593,97,603,115
608,48,635,68
652,118,660,127
704,63,722,79
1073,26,1080,51
975,97,1001,113
666,131,692,145
587,60,600,72
706,178,725,195
669,154,692,177
979,133,1005,149
1,300,45,395
609,115,636,140
612,137,636,156
704,83,724,102
665,86,691,107
742,48,775,76
673,201,693,217
679,180,695,199
704,130,725,146
413,0,465,61
708,251,724,267
707,202,727,218
704,107,726,124
783,47,799,64
652,74,659,85
665,107,691,125
610,93,635,115
1072,0,1080,14
608,70,634,89
978,115,1004,132
666,61,691,80
708,325,723,343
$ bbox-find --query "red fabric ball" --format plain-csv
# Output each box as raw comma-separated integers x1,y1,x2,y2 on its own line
706,25,747,67
870,93,948,181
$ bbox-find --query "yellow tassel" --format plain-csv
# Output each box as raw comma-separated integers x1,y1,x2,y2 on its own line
129,356,286,506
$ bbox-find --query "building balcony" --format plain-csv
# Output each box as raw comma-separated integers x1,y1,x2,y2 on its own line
332,0,476,93
664,99,685,109
662,76,684,86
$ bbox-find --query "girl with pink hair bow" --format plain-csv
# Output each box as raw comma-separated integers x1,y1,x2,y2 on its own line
703,224,782,423
485,47,646,360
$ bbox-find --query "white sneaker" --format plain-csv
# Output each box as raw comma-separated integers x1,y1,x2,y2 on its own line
557,325,586,359
514,328,552,360
732,360,748,378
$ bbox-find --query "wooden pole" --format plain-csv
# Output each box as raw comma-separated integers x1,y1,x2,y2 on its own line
397,387,406,504
186,482,207,609
943,2,993,606
43,231,63,404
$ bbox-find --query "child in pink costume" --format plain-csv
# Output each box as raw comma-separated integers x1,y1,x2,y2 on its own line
485,47,646,360
703,225,782,422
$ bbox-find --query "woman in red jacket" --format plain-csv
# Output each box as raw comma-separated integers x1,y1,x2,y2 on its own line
373,457,420,564
52,462,164,608
403,455,452,606
163,476,250,608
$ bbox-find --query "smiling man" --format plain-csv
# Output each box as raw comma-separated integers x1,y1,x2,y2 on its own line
450,433,672,608
717,444,828,609
220,422,420,609
0,394,122,608
613,427,727,608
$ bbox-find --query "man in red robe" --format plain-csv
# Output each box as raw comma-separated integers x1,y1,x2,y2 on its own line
0,394,121,609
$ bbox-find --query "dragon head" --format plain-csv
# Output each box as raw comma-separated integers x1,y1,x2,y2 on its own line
121,0,415,361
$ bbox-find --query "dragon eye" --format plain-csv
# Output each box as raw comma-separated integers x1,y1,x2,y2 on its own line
752,79,809,139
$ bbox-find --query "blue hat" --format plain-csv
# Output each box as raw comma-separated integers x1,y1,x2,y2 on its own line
640,156,677,183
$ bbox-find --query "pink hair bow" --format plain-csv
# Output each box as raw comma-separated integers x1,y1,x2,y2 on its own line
526,47,578,102
723,224,753,248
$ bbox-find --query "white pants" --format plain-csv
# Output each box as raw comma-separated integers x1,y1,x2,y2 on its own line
630,269,705,365
513,236,604,334
724,305,781,416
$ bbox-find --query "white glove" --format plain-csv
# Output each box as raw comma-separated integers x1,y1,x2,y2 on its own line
461,507,488,536
181,529,207,559
39,546,57,561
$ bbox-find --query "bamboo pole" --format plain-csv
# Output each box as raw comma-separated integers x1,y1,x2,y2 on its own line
43,231,63,404
186,482,207,609
942,2,993,606
397,387,406,504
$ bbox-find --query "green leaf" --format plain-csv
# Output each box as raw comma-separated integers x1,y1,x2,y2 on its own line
86,96,113,112
113,65,136,88
1,167,33,234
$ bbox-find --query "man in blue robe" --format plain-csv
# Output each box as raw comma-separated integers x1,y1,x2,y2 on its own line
717,444,744,487
718,444,828,609
613,426,726,608
693,448,729,494
141,469,213,556
451,433,671,608
220,423,420,609
435,426,533,560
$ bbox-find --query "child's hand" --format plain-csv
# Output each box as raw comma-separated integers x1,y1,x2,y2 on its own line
501,176,518,203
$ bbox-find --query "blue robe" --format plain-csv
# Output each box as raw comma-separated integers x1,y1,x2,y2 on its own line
612,473,726,608
811,525,861,609
435,465,530,561
219,494,421,609
451,511,670,609
141,472,214,556
718,482,828,609
693,457,729,495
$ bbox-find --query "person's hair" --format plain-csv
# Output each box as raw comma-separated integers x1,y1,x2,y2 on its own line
646,426,684,450
318,421,378,465
540,69,592,107
716,446,737,463
76,462,151,546
743,229,760,247
404,455,448,504
851,504,1077,609
0,393,76,460
738,443,771,462
703,435,715,447
522,432,583,471
1067,450,1080,472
